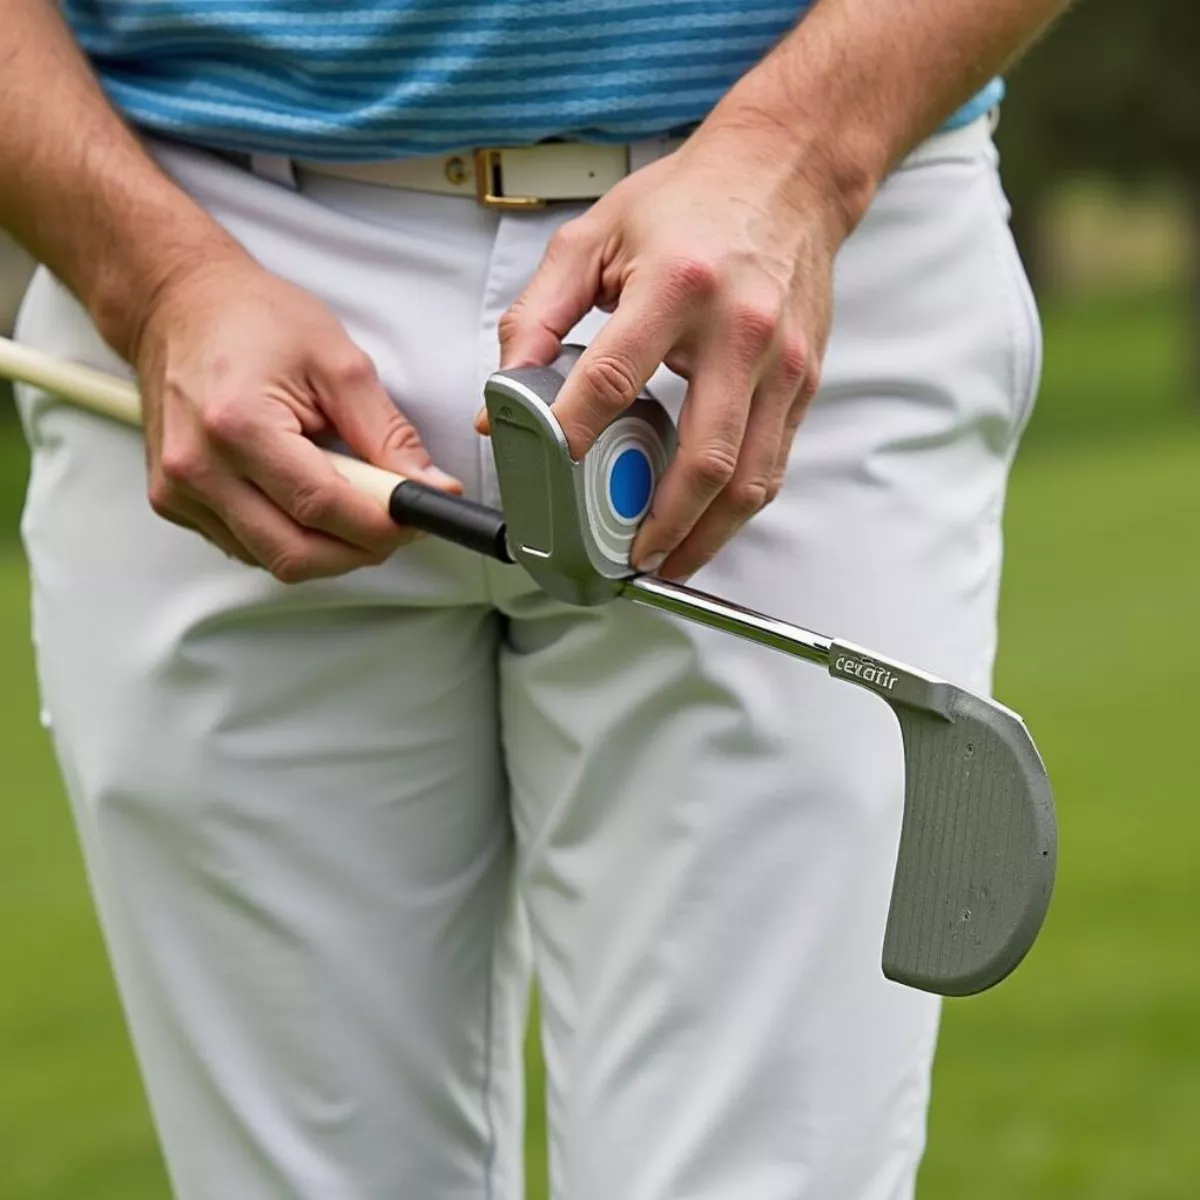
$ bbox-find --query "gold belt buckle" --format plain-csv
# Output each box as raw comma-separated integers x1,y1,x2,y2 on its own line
472,147,546,210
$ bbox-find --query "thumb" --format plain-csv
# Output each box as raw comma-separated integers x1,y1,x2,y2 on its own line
319,353,462,494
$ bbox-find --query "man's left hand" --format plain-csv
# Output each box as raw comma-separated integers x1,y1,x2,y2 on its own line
489,125,853,581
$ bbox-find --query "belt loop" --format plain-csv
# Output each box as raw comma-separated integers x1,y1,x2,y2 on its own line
249,153,298,191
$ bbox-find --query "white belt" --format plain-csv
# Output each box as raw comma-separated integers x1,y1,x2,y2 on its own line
283,114,995,209
294,141,676,209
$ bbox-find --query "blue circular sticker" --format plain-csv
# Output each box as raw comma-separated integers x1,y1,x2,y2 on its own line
607,447,653,521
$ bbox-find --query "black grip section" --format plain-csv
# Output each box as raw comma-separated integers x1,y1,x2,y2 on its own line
388,480,514,564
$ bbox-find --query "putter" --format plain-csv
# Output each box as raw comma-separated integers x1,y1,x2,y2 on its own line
0,335,1056,997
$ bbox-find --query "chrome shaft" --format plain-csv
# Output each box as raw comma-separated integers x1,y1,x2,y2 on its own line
622,575,833,668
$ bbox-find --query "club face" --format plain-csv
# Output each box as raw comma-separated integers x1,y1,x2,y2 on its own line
830,640,1057,995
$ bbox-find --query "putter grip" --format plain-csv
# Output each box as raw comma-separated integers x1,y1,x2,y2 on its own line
388,480,514,564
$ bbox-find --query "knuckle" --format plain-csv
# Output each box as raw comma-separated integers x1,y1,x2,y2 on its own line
726,476,771,516
265,546,313,585
326,347,378,391
497,304,524,345
664,254,720,304
683,443,739,492
581,353,641,413
157,442,204,487
559,215,598,247
546,218,593,262
200,392,249,447
378,411,425,460
729,301,779,353
288,479,337,528
776,334,810,387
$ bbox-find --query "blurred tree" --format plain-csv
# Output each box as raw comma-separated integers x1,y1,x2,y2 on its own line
998,0,1200,387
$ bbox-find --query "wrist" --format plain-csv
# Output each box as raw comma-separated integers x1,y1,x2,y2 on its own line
699,81,889,240
80,183,249,363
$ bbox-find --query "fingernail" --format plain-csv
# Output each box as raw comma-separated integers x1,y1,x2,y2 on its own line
474,407,491,434
635,550,667,574
425,468,463,492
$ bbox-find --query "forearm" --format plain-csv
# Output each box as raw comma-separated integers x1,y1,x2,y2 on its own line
705,0,1071,231
0,1,245,358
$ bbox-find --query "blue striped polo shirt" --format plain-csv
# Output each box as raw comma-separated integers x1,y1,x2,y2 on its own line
64,1,1003,161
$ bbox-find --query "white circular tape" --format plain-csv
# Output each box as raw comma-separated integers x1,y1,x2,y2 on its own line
583,413,669,567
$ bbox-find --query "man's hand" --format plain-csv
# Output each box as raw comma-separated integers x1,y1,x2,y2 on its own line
1,5,462,584
492,129,848,582
489,0,1071,582
134,251,461,582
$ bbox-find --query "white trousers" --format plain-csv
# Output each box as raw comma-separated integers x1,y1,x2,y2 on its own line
16,118,1040,1200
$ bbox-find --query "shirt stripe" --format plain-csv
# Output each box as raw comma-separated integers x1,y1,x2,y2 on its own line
64,1,1003,160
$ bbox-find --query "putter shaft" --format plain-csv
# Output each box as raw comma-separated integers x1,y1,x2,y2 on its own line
624,575,832,668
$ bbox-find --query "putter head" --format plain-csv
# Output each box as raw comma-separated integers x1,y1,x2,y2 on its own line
830,641,1057,995
484,347,677,606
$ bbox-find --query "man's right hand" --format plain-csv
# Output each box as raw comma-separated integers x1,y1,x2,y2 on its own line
1,5,459,583
132,251,462,582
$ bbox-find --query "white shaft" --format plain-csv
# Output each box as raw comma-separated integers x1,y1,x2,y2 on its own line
0,334,141,424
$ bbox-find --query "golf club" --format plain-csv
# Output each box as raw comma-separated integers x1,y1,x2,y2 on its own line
0,334,1057,997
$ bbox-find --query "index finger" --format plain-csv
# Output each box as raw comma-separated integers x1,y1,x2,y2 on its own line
227,421,411,552
553,282,685,460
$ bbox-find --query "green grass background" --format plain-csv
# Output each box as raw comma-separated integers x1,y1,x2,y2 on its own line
1,290,1198,1198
